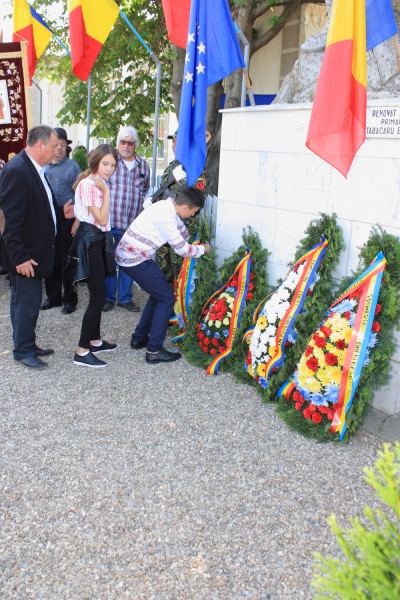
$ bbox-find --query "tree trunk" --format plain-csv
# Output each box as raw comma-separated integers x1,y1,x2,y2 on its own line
170,45,186,118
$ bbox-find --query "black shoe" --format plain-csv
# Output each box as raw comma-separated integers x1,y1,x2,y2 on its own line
102,301,115,312
62,304,76,315
131,338,148,350
89,340,117,354
117,302,140,312
146,347,182,364
40,299,62,311
35,347,54,357
73,352,107,368
15,356,48,369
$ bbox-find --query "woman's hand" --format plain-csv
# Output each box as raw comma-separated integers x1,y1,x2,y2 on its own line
94,174,109,193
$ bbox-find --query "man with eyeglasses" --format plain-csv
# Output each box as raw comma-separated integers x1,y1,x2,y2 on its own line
103,125,150,312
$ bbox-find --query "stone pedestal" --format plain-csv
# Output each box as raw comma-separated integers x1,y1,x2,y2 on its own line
216,101,400,415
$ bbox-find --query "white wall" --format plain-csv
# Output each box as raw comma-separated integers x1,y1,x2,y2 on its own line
216,101,400,415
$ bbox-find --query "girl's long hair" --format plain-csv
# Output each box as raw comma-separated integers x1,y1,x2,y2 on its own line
73,144,118,190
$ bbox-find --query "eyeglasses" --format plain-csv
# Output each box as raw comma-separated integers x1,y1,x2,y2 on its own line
119,140,135,146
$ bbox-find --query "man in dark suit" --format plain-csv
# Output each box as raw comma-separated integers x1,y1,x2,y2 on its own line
0,125,75,369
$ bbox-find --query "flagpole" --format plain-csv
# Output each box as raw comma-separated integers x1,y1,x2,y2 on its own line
120,10,162,188
86,75,92,152
234,24,250,107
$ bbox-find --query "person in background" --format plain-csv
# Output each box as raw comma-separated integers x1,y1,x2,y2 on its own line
40,127,81,315
103,125,150,313
69,145,119,368
0,125,75,370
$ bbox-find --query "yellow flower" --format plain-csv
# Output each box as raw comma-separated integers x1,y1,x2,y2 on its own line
256,316,268,330
317,368,332,386
344,327,353,344
223,318,230,325
257,363,267,377
313,347,325,361
208,320,214,327
326,366,342,385
215,320,221,328
329,313,347,332
269,345,277,358
248,364,253,377
326,343,336,353
337,350,347,366
306,377,322,393
174,301,180,315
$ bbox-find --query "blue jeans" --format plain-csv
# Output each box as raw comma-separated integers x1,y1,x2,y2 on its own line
120,259,175,352
105,228,133,304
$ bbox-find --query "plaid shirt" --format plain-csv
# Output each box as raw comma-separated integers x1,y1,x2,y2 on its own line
108,154,150,230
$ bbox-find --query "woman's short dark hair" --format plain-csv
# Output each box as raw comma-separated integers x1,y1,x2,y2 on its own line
88,144,118,174
175,186,205,209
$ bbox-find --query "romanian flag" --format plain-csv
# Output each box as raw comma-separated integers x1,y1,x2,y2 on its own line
307,0,398,177
161,0,190,49
13,0,53,81
68,0,120,81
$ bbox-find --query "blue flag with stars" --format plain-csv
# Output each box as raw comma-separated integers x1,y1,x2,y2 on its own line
176,0,245,186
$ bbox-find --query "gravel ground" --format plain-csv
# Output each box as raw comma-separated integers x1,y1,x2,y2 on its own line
0,275,386,599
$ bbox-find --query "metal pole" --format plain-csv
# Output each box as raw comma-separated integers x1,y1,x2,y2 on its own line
86,75,92,152
150,55,162,188
234,23,250,107
31,79,42,123
120,10,162,187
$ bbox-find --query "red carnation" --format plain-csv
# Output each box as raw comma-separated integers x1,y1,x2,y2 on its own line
245,357,251,365
336,339,346,350
306,357,319,372
375,303,382,315
195,181,205,190
210,348,217,355
202,346,209,353
272,367,278,372
313,334,327,348
320,326,332,338
250,272,254,279
293,391,304,402
211,338,219,346
294,402,302,411
246,293,254,301
203,309,208,315
344,311,351,320
327,410,335,421
305,346,314,357
312,412,323,423
307,289,312,296
198,332,205,340
325,352,338,366
203,337,210,345
372,321,381,333
285,340,290,347
303,408,312,419
217,312,223,320
319,405,328,414
248,282,254,291
210,313,218,321
195,323,201,330
308,403,317,414
219,346,226,353
221,305,228,315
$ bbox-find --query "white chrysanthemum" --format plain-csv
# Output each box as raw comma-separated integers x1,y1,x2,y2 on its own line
276,301,290,319
264,325,277,337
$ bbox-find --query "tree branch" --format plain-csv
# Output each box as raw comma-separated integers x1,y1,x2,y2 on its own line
250,0,304,56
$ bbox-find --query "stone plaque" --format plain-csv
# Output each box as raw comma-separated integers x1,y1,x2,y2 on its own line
366,106,400,138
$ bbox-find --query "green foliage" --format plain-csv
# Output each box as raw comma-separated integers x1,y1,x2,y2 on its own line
181,227,269,371
233,214,344,403
72,147,88,172
312,443,400,599
33,0,173,145
277,225,400,442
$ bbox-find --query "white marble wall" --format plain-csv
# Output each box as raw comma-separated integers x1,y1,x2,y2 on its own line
217,101,400,414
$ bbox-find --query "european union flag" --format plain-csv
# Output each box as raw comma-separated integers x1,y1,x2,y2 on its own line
176,0,245,186
366,0,398,51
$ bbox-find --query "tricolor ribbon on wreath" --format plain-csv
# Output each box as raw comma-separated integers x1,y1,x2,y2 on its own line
195,249,253,375
243,236,329,388
279,251,386,441
170,238,201,343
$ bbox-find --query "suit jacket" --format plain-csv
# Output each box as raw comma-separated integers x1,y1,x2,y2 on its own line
0,150,63,278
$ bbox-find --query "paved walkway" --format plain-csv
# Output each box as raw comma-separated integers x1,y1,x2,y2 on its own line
0,276,389,599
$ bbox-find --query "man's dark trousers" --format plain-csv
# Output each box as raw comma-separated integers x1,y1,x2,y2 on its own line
9,272,43,360
44,217,77,306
